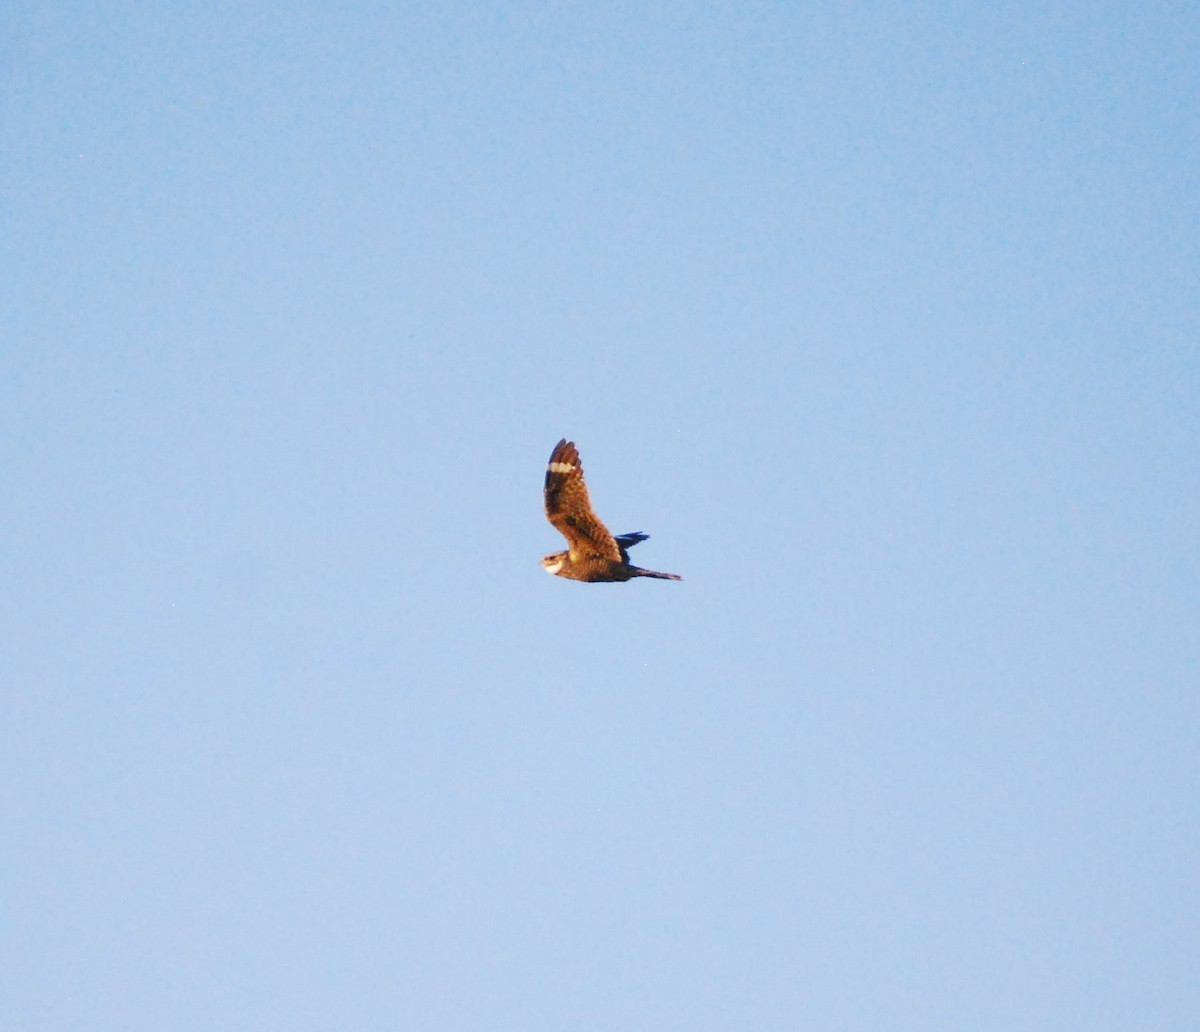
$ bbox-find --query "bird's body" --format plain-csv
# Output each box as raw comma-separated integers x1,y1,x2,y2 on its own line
540,439,681,583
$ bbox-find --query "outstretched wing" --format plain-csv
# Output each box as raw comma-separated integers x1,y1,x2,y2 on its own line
544,439,621,560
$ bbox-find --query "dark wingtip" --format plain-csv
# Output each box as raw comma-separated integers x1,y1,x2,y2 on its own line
549,438,578,461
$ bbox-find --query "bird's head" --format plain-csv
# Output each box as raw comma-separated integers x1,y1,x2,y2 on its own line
540,552,567,575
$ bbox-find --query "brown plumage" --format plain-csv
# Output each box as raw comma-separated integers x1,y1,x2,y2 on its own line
541,439,681,583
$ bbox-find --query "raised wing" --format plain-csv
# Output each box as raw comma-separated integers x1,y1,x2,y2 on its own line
544,439,621,560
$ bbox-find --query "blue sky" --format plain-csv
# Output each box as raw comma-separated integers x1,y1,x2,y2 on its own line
3,2,1197,1028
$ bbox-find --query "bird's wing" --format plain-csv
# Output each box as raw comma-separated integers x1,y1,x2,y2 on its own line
544,439,621,560
613,532,649,563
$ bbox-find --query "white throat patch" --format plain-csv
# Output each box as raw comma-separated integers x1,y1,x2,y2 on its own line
542,558,564,575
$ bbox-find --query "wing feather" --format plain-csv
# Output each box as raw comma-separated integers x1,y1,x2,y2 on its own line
543,439,621,560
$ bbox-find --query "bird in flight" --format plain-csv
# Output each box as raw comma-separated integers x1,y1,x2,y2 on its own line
541,438,681,582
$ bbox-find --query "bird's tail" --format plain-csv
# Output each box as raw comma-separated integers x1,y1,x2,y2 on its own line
632,566,682,581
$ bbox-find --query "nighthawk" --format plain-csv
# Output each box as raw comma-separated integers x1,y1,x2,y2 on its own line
540,438,681,583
